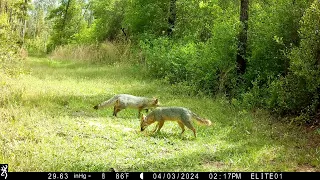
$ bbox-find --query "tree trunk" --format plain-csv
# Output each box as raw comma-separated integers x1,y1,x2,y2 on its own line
167,0,177,36
60,0,71,44
21,0,28,44
88,11,93,27
236,0,249,75
62,0,71,30
22,18,26,42
9,8,12,24
5,1,7,14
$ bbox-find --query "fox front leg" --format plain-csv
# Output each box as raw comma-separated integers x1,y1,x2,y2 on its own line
138,106,146,118
152,123,159,133
156,120,164,132
138,109,142,118
113,106,117,116
113,107,123,117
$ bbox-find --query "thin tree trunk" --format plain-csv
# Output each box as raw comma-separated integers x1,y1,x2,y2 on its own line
82,1,91,27
60,0,71,44
88,11,93,27
34,10,37,39
9,8,12,23
236,0,249,75
167,0,177,36
62,0,71,31
21,0,28,44
22,18,26,42
5,0,7,14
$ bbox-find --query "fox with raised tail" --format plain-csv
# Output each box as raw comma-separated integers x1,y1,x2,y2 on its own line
93,94,159,117
140,107,212,138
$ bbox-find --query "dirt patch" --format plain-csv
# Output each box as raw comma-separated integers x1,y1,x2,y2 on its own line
295,164,318,172
304,126,320,149
202,161,226,169
108,123,136,133
88,121,106,129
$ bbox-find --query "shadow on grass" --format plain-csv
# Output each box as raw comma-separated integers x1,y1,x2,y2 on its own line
100,138,263,172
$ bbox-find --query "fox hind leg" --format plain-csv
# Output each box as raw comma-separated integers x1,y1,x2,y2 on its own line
191,128,196,138
183,119,197,138
185,124,196,138
177,121,185,136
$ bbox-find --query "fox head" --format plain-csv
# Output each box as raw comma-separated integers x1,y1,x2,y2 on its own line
152,98,159,107
140,114,155,131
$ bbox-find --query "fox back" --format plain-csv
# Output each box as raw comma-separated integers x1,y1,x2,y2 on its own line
140,107,212,137
94,94,159,117
117,94,158,108
141,107,193,126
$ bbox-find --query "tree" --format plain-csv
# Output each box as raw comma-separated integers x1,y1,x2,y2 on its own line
91,0,128,41
288,0,320,118
124,0,169,37
48,0,85,50
0,0,30,75
236,0,249,75
167,0,176,36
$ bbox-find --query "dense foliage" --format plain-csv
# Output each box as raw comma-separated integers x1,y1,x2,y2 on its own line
268,1,320,122
0,0,30,75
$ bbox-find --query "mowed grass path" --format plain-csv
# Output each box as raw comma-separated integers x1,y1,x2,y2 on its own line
0,57,319,172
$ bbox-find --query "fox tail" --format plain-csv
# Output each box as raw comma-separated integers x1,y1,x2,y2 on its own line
191,112,212,126
93,95,119,110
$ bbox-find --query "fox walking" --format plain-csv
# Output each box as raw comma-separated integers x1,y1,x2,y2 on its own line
140,107,212,138
93,94,159,117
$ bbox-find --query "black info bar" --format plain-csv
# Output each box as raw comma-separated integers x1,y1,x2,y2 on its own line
1,172,319,180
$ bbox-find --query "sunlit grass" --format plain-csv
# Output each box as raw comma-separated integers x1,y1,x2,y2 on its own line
0,57,319,172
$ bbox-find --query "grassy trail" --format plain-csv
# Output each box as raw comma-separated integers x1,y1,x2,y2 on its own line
0,57,319,172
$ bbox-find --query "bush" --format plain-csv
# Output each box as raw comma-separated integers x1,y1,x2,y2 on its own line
139,14,239,96
259,1,320,124
0,12,23,76
25,36,47,56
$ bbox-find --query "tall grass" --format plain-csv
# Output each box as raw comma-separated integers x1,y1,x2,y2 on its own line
50,41,135,64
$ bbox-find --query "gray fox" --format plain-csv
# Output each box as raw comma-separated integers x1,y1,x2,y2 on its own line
93,94,159,117
140,107,212,138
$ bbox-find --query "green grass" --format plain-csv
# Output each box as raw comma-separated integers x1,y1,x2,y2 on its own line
0,57,319,172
